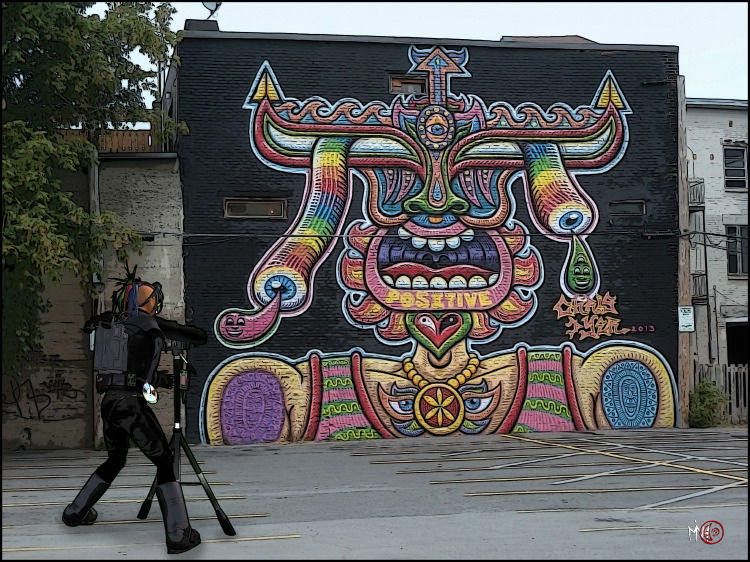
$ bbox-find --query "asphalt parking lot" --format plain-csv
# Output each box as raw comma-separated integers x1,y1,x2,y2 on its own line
2,427,747,560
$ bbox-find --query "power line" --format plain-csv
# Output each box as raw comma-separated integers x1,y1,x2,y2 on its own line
141,229,678,240
712,287,748,308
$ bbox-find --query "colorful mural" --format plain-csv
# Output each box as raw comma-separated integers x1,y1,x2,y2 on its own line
199,46,677,444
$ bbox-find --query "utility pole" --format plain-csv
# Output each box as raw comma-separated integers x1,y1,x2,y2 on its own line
677,75,691,428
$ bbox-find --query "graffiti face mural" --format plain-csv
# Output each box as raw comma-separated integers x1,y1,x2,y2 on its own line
201,46,676,445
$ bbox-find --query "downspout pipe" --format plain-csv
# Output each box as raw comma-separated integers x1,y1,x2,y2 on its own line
88,163,105,315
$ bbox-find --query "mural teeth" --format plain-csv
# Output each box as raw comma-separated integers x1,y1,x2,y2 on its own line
449,275,468,289
460,229,475,242
398,226,410,239
489,273,499,285
428,238,445,251
468,275,488,288
396,275,411,289
383,275,394,287
446,236,461,249
412,236,427,249
430,276,448,289
412,275,429,289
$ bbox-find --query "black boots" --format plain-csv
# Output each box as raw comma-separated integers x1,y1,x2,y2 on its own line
156,481,201,554
62,473,110,526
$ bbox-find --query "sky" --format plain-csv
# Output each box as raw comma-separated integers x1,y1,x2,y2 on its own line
165,1,748,100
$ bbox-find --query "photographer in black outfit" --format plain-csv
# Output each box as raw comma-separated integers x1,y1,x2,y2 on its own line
62,276,201,555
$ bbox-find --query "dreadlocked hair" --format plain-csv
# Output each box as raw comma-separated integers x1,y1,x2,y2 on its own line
110,263,160,319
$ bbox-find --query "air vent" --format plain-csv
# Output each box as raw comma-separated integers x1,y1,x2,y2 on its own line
223,197,287,219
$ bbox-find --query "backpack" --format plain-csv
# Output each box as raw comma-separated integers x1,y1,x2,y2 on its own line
92,319,129,375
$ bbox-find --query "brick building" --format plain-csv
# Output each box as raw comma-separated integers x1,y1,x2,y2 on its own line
170,23,684,445
685,98,748,367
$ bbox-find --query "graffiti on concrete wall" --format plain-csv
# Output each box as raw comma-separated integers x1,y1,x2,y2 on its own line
200,45,677,444
2,371,87,420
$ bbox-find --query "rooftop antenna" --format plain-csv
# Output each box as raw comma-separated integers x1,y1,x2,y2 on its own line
201,2,222,19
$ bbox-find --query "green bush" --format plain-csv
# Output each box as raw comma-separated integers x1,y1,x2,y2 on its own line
688,379,730,428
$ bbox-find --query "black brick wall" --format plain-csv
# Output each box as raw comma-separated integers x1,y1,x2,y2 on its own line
176,37,680,441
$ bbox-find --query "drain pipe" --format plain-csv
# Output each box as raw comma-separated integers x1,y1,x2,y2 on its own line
88,162,105,315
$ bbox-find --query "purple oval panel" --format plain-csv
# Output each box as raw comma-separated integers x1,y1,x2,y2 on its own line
220,371,285,444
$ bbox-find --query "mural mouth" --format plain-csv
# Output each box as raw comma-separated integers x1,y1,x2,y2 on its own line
365,223,512,310
378,225,500,290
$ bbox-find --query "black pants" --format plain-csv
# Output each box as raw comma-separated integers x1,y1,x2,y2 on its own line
96,389,175,484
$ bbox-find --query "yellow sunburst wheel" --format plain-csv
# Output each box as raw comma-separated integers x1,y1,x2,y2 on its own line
414,383,464,435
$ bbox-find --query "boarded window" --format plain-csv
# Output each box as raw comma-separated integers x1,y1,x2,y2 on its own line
223,197,287,219
609,200,646,215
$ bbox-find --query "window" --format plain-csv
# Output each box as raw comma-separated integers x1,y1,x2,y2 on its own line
390,76,426,95
726,224,748,274
223,197,287,219
724,147,747,189
726,322,749,365
609,200,646,215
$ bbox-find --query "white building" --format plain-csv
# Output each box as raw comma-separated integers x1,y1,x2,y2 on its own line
686,98,748,368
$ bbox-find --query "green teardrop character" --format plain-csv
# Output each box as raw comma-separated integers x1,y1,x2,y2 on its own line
565,235,597,294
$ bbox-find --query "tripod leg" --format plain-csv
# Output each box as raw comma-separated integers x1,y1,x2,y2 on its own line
138,431,178,520
180,439,236,536
137,476,158,519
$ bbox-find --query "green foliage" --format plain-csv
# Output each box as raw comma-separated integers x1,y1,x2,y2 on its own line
688,379,730,428
2,2,182,376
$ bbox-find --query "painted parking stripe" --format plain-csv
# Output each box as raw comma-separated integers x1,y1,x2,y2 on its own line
464,484,747,497
503,434,748,483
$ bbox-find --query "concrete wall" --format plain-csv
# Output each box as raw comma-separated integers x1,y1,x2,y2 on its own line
685,105,748,366
175,35,683,445
2,171,94,450
95,156,185,447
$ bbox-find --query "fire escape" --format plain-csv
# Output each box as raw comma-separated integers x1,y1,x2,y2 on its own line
689,178,708,305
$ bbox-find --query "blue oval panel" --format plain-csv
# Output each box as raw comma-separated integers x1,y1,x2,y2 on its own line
602,360,658,428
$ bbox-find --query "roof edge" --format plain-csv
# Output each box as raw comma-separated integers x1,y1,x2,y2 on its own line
179,29,679,52
686,98,748,109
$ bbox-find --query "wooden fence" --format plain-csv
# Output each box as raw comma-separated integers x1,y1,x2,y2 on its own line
693,362,748,425
58,129,155,152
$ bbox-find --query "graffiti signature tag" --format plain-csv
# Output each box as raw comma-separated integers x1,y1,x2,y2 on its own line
553,292,631,341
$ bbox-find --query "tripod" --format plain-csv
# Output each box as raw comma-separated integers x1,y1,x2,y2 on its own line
137,341,236,536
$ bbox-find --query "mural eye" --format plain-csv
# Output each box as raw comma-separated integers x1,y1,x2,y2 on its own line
237,317,246,326
583,267,590,275
574,267,581,275
464,395,492,413
442,314,459,327
226,317,234,325
559,211,584,231
427,123,446,136
265,275,297,300
417,315,437,331
390,398,415,415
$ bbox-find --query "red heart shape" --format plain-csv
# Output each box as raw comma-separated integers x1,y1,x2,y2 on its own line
413,312,464,349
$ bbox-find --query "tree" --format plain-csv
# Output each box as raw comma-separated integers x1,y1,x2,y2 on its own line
2,2,183,376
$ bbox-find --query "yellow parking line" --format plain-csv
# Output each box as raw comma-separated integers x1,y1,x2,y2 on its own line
503,434,748,483
465,484,747,497
517,502,747,513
